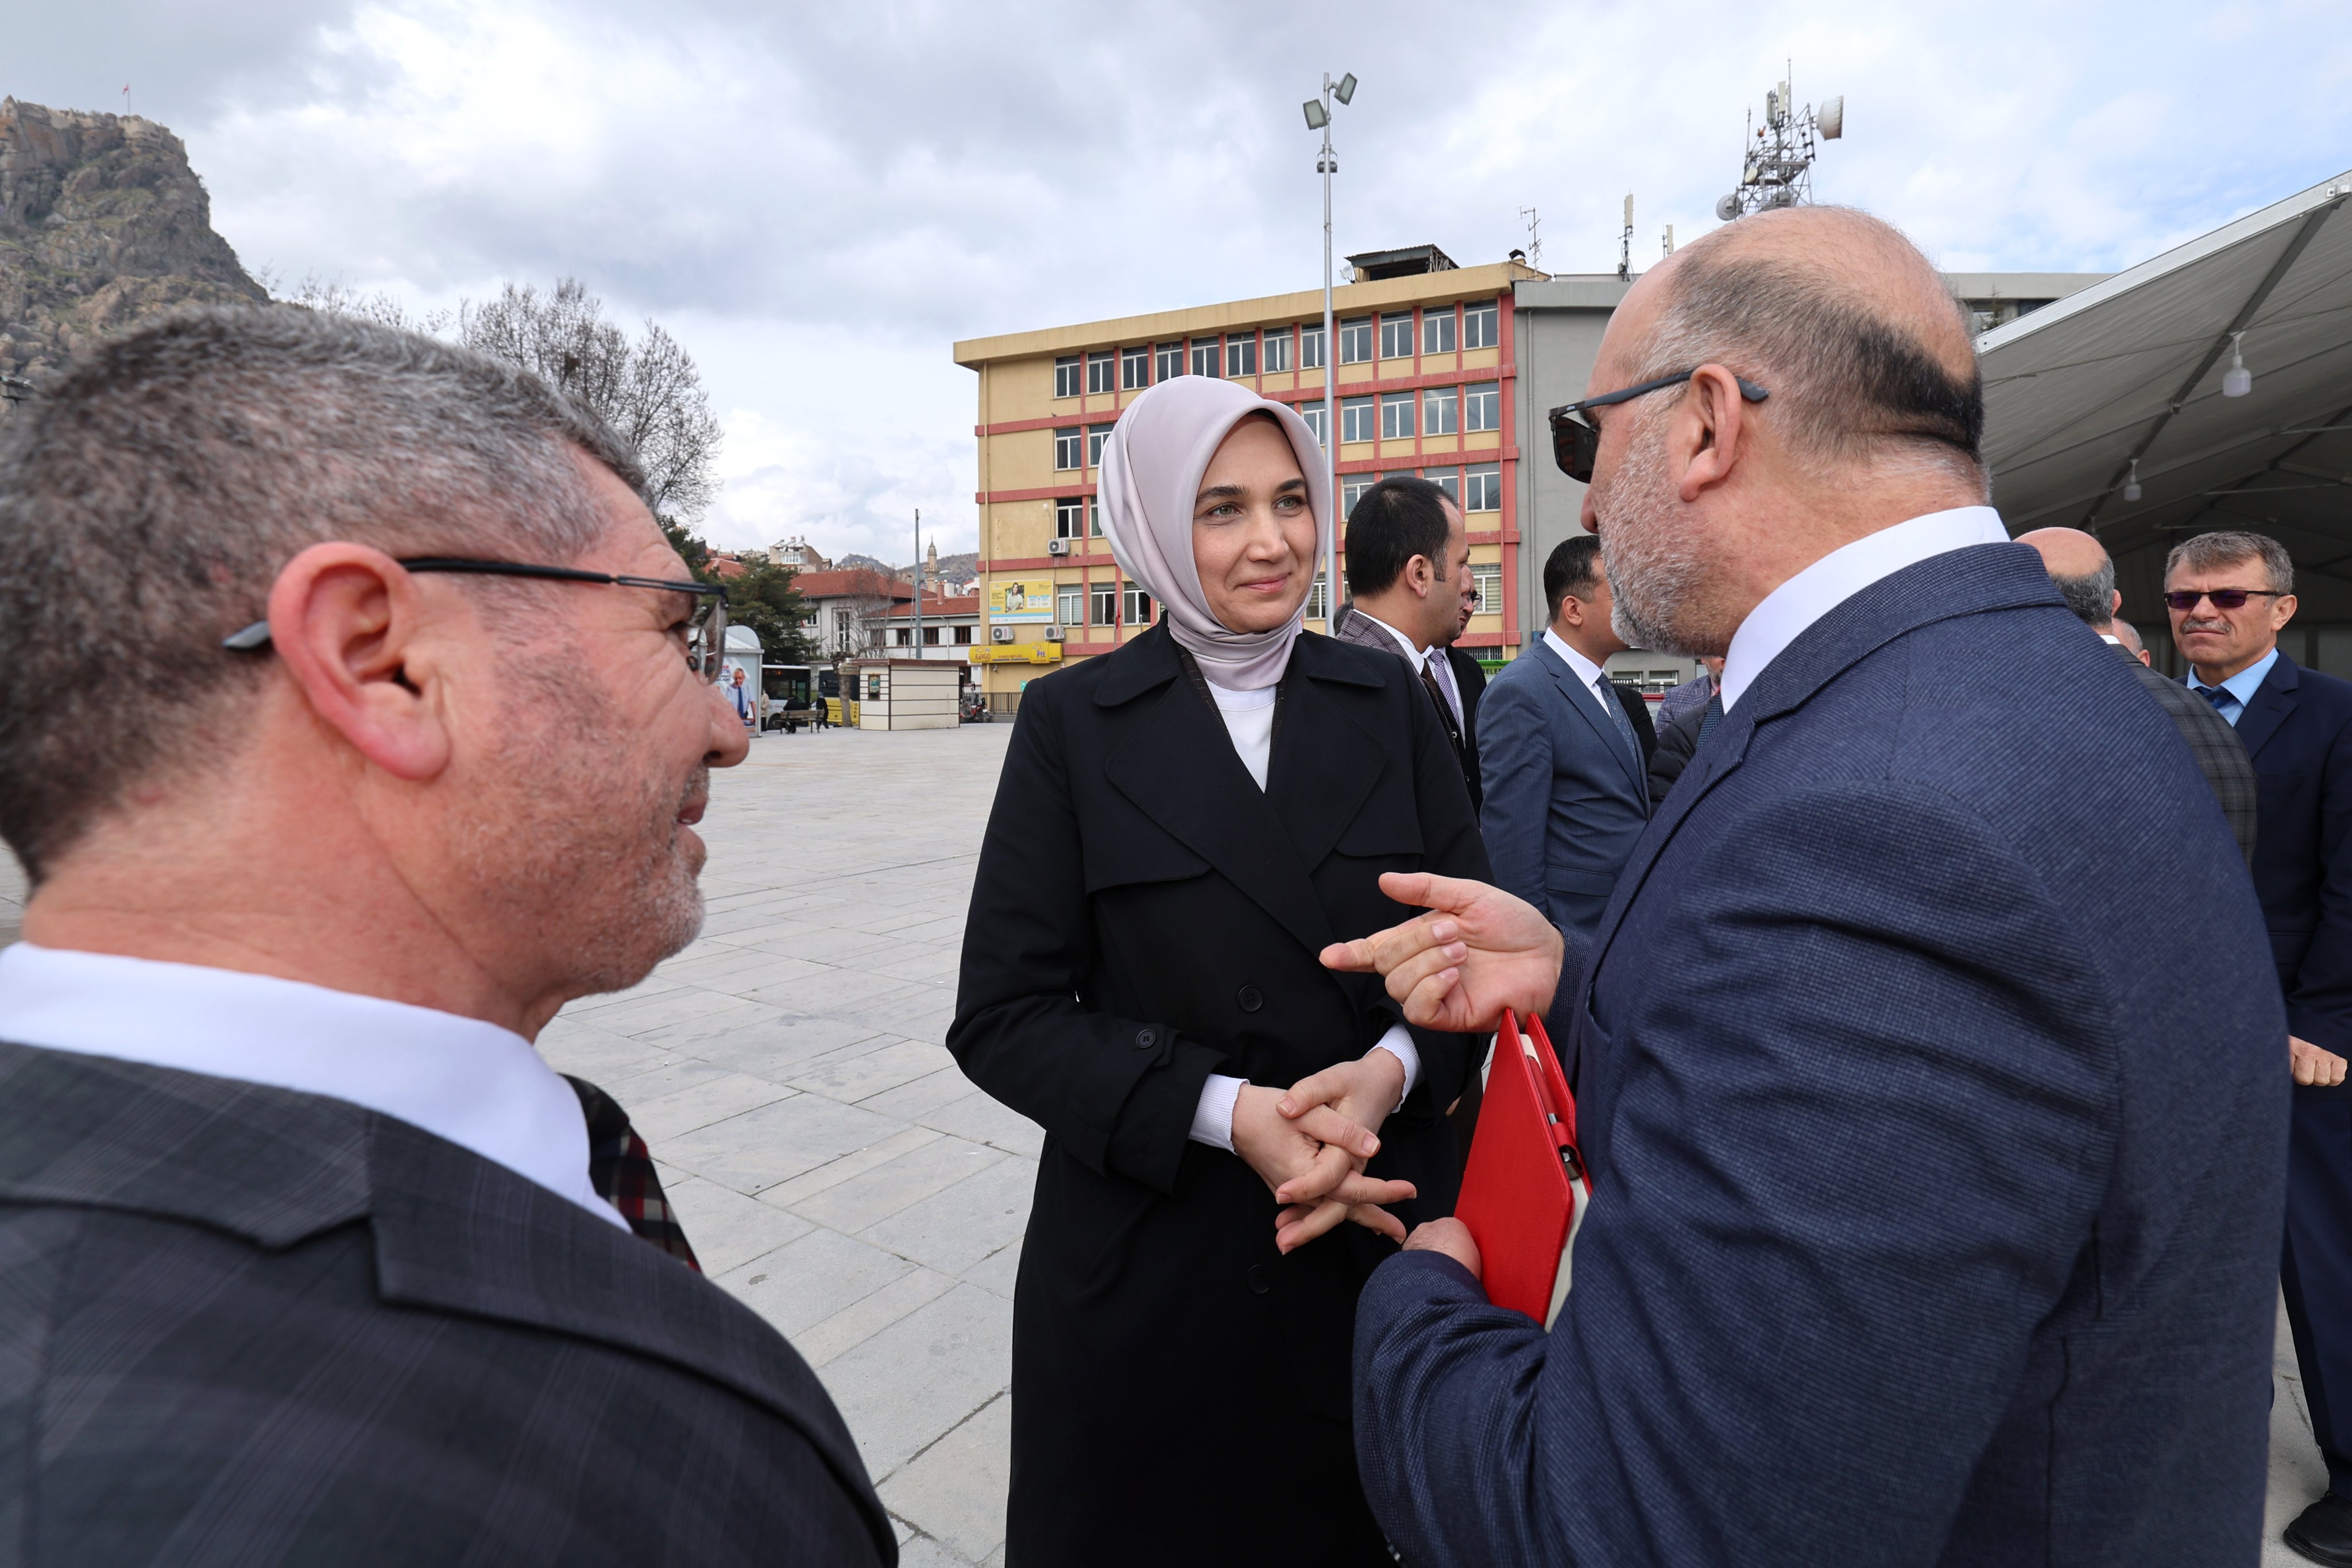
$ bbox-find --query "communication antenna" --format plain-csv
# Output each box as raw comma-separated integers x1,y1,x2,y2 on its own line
1713,61,1842,223
1662,223,1675,258
1618,193,1634,282
1518,205,1542,271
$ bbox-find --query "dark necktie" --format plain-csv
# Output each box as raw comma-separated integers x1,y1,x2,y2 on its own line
1696,691,1724,744
2194,684,2234,711
1595,675,1643,773
565,1075,702,1271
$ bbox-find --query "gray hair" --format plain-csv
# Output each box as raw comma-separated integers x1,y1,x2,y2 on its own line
2047,556,2118,628
0,305,649,881
2165,529,2293,596
1635,208,1987,491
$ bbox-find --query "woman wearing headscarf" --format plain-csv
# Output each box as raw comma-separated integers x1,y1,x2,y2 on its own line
949,376,1492,1565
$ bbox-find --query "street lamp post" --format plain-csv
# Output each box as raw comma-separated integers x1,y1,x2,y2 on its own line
1303,71,1355,633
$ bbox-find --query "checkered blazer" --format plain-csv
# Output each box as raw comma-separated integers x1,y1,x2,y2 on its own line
2119,644,2259,865
0,1042,893,1567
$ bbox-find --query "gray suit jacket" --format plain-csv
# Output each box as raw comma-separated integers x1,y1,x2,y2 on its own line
1477,637,1650,949
2114,644,2258,865
0,1041,893,1568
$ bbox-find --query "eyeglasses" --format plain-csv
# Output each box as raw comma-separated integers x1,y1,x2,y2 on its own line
1549,369,1771,484
2161,588,2284,612
222,556,730,682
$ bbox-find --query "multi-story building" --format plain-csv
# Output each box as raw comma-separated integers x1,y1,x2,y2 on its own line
954,245,1546,713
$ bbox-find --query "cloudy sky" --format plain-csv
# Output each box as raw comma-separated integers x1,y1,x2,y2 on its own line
16,1,2352,562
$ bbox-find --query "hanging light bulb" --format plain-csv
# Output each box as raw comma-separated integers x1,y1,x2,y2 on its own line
2222,332,2253,398
2123,459,2143,503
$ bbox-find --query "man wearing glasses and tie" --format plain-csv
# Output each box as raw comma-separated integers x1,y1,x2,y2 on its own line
2168,530,2352,1565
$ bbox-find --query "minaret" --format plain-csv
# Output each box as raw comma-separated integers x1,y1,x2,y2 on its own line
925,539,939,589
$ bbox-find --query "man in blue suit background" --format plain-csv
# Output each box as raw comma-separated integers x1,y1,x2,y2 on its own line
1320,206,2286,1565
1477,534,1650,970
2164,529,2352,1565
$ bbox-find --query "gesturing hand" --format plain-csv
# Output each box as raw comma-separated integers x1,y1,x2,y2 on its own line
1271,1050,1411,1252
2293,1035,2349,1087
1231,1083,1415,1254
1320,872,1566,1032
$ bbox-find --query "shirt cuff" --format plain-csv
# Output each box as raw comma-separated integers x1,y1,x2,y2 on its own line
1372,1023,1420,1108
1189,1073,1247,1152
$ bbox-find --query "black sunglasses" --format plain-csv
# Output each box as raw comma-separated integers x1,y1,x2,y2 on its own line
222,556,730,682
1549,370,1771,484
2161,588,2284,612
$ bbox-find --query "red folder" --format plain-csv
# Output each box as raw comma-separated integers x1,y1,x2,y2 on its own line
1455,1012,1590,1328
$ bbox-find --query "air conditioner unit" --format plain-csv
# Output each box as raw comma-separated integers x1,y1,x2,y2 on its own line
1046,626,1066,642
990,625,1015,644
1046,539,1071,556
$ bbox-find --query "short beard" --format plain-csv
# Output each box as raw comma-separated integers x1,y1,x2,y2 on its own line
1597,407,1730,657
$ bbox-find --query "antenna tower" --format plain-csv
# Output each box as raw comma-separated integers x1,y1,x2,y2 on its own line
1518,206,1542,271
1617,193,1634,282
1713,63,1843,223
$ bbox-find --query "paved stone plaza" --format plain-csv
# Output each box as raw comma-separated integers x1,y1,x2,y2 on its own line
0,720,2333,1561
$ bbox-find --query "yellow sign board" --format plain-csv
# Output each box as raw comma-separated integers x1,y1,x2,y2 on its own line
969,643,1063,665
989,578,1055,622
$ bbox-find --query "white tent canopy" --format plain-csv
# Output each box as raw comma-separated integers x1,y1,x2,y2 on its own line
1980,168,2352,665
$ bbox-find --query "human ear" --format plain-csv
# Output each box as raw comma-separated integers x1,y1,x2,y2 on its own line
264,542,454,783
1673,364,1749,504
2275,594,2300,633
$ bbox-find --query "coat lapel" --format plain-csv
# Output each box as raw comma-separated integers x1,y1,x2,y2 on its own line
1541,641,1645,798
1267,636,1391,874
2233,652,2299,762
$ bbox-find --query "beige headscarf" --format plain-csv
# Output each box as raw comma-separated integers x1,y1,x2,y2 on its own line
1095,377,1333,691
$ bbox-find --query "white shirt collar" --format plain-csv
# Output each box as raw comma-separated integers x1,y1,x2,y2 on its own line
1542,626,1611,692
1719,505,2012,712
1357,609,1433,663
0,943,628,1230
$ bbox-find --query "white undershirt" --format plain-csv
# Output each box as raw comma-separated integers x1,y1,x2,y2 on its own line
0,943,630,1230
1542,626,1611,691
1719,505,2013,712
1188,676,1419,1152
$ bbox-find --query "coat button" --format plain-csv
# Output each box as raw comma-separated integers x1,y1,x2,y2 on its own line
1237,985,1263,1013
1135,1028,1156,1050
1247,1265,1269,1295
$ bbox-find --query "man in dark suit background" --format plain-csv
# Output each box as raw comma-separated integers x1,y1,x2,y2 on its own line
1325,206,2284,1565
2020,526,2257,864
1476,534,1651,967
0,310,891,1565
1332,476,1485,810
2161,529,2352,1563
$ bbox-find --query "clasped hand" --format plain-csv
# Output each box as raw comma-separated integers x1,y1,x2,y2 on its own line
1231,1050,1415,1255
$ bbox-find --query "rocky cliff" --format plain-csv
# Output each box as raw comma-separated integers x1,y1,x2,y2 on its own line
0,98,266,412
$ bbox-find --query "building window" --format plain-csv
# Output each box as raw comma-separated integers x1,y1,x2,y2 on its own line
923,625,941,645
1055,497,1085,539
1090,498,1102,536
1263,326,1293,373
1472,563,1502,615
1054,427,1082,470
1422,385,1460,436
1155,342,1184,382
1225,332,1257,378
1465,381,1501,432
1190,338,1221,378
1054,355,1081,398
1466,463,1502,512
1090,582,1118,626
1121,344,1150,389
1341,474,1374,514
1380,390,1415,442
954,625,973,645
1300,322,1326,369
1422,305,1457,355
1339,317,1372,364
1088,423,1115,467
1307,570,1330,620
1464,299,1500,350
1298,402,1327,448
1422,466,1461,501
1123,580,1152,625
1379,311,1415,361
893,628,912,646
1086,351,1115,395
1341,395,1376,443
1057,585,1084,627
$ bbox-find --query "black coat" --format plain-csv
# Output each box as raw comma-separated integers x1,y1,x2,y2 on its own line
949,621,1491,1567
1446,644,1488,811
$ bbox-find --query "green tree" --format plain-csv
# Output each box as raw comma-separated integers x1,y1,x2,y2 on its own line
660,516,813,664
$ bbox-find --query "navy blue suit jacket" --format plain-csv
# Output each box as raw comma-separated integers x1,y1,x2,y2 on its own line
2233,651,2352,1057
1476,638,1650,948
1355,544,2287,1565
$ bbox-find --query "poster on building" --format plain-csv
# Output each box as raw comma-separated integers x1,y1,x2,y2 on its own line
989,578,1054,622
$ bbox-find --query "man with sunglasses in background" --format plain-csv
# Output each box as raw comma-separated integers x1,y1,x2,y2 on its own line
2167,531,2352,1564
1333,206,2284,1566
0,309,892,1566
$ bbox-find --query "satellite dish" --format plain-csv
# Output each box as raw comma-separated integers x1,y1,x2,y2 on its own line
1715,193,1742,222
1818,94,1844,140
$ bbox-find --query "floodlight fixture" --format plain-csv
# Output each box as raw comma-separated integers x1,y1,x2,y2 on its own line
2222,332,2253,397
1335,73,1356,104
2123,459,2143,503
1303,100,1328,130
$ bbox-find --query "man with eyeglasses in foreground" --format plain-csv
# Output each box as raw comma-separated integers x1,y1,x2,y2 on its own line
2165,531,2352,1563
0,309,892,1565
1317,207,2284,1565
